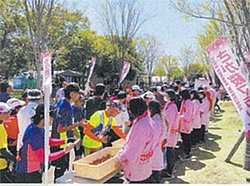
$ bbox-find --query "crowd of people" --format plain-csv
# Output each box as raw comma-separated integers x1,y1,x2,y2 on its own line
0,76,225,184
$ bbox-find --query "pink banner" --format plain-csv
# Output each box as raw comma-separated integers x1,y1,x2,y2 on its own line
183,75,188,83
119,61,131,85
42,52,52,93
206,37,250,137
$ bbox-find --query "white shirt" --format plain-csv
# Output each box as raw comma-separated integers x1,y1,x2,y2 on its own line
17,102,38,151
56,88,65,101
114,104,130,133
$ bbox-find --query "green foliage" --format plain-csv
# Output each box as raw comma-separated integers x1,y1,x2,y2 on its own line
0,0,144,85
0,0,31,79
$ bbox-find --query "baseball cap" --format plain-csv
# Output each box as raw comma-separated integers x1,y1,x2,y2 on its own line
27,89,43,100
132,85,141,91
106,100,125,111
0,102,12,113
142,91,155,99
117,91,127,99
31,103,56,119
7,98,25,109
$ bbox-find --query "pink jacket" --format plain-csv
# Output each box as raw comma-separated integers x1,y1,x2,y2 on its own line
118,112,154,181
200,97,210,125
151,114,166,171
179,99,194,134
191,99,202,129
163,101,179,147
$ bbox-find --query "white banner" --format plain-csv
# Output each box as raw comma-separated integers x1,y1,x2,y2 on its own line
119,61,131,85
85,57,97,93
206,37,250,135
194,78,209,90
42,52,52,93
183,75,188,83
42,52,52,184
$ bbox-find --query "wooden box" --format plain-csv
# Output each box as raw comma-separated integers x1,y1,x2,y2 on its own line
73,147,120,180
112,139,125,149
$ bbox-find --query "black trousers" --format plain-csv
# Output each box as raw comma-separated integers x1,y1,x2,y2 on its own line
190,128,201,145
180,133,191,155
200,125,206,142
15,171,42,183
7,138,17,157
152,170,161,183
166,147,176,175
215,98,221,110
51,148,70,181
129,174,156,184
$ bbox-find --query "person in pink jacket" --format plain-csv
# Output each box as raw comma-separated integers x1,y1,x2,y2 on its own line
179,89,194,160
190,90,201,149
162,89,179,179
116,97,155,183
148,100,166,183
198,91,210,143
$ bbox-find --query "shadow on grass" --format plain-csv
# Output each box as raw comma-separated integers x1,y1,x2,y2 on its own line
166,177,190,184
209,127,222,130
210,118,222,122
200,133,221,152
174,156,206,177
192,148,217,160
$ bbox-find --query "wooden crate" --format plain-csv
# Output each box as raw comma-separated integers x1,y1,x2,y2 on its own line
73,147,120,180
112,139,125,149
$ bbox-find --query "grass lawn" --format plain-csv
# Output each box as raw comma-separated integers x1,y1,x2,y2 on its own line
165,101,249,184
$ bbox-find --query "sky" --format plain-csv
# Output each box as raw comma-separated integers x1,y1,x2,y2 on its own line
62,0,208,56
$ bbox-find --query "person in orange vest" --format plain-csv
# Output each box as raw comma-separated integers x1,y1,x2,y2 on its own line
4,99,26,158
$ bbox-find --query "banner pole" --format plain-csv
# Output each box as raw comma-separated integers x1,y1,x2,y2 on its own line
44,84,50,184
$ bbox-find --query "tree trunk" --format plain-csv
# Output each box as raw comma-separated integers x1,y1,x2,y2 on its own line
36,59,42,89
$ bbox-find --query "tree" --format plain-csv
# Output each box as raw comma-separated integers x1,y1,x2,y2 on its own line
160,55,179,80
0,0,31,79
179,46,197,80
136,35,162,85
98,0,151,77
171,0,250,171
23,0,56,88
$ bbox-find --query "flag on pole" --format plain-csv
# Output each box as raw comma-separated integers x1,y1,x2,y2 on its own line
42,52,52,93
206,36,250,138
85,57,97,94
42,52,52,184
183,75,188,83
119,61,131,85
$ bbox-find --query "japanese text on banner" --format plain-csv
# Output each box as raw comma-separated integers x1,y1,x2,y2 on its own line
206,37,250,135
42,52,52,93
